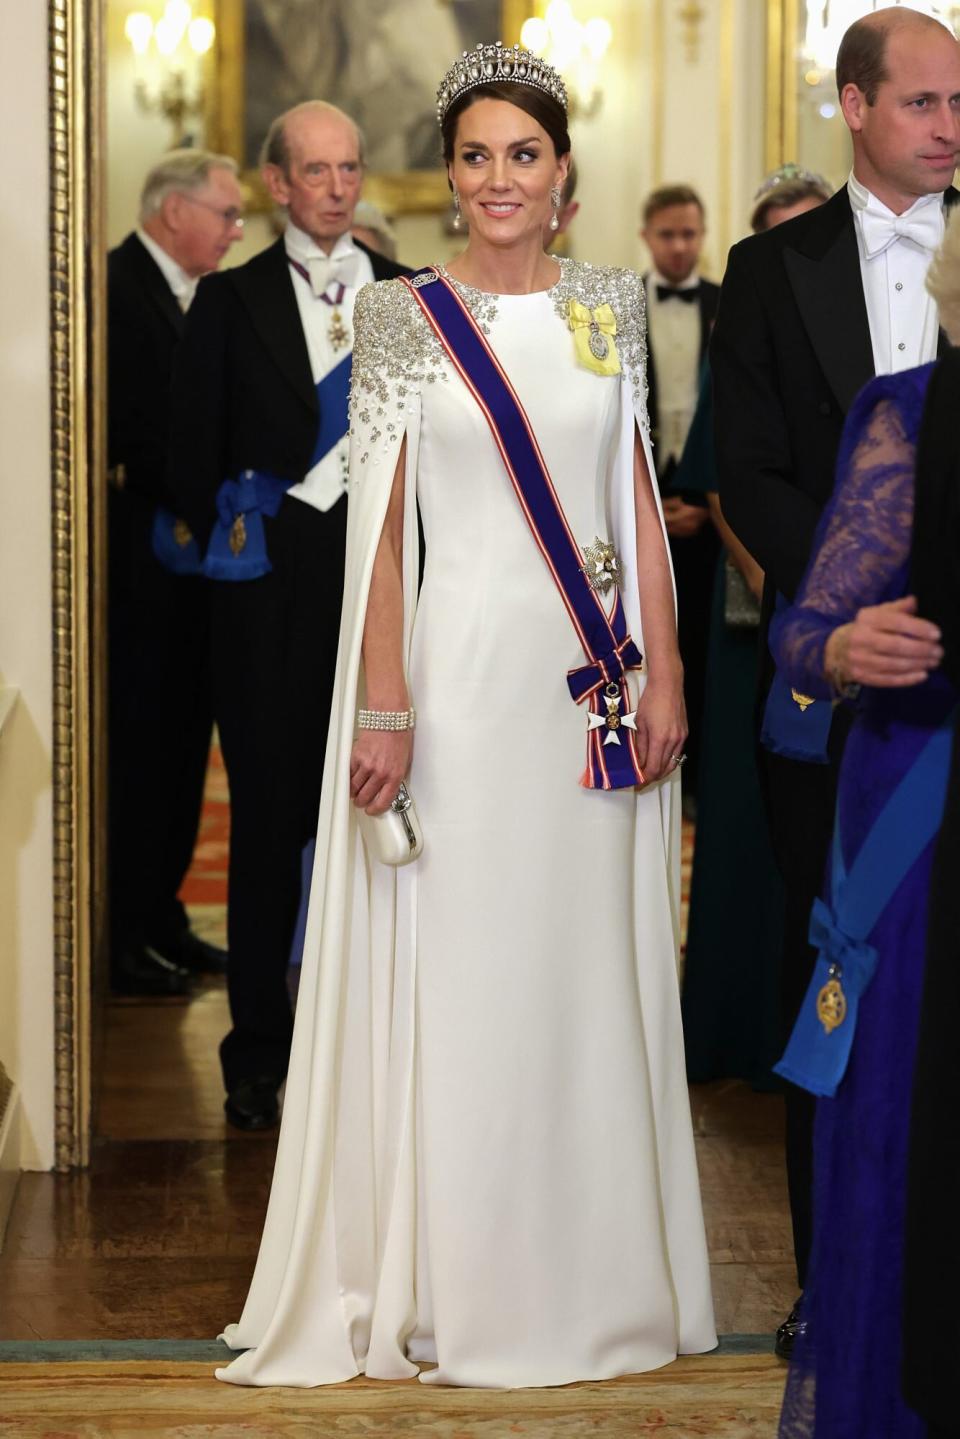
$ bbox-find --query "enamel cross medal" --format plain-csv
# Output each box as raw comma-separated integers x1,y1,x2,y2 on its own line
587,683,638,746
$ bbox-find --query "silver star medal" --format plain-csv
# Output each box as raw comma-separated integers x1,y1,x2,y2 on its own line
587,684,638,747
580,536,622,595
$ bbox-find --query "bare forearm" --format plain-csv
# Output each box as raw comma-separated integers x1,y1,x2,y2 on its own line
707,493,764,599
635,446,682,687
362,447,408,709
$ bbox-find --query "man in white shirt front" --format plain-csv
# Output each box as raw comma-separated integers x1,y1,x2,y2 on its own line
167,103,409,1131
711,4,960,1358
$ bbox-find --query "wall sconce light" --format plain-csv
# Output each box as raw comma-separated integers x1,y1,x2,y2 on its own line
124,2,216,145
520,1,613,120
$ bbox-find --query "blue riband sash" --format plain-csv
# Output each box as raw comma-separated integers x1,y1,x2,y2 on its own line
151,507,202,576
760,593,833,763
775,706,956,1098
203,353,352,581
402,266,644,790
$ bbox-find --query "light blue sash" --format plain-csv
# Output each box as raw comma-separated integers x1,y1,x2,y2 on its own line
775,706,956,1097
203,353,352,581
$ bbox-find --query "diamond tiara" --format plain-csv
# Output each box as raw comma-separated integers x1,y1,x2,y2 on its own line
436,41,568,125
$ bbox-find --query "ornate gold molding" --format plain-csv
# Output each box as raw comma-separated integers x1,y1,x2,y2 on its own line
766,0,799,171
49,0,102,1172
678,0,705,63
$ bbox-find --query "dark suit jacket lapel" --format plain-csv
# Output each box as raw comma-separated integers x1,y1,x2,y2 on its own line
125,232,185,339
697,285,715,366
233,239,317,413
784,188,874,414
640,274,660,435
936,187,960,355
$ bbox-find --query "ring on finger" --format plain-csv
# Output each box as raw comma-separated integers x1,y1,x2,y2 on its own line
670,753,687,768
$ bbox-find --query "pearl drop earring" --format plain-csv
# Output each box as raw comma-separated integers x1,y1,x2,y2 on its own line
452,189,462,231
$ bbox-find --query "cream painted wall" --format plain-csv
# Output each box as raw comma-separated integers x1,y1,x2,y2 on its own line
0,5,55,1171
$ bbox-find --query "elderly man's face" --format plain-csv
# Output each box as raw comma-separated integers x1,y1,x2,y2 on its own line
266,109,364,251
165,166,244,277
843,23,960,209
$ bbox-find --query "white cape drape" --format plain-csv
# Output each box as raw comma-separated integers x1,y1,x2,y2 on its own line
216,282,715,1389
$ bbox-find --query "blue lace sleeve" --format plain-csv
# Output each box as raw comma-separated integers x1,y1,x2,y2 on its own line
770,367,932,700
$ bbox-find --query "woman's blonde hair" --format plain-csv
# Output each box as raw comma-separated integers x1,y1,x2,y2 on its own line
926,205,960,345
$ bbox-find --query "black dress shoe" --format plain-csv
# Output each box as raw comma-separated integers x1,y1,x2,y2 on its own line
111,943,192,997
224,1077,280,1132
775,1297,807,1360
149,927,228,975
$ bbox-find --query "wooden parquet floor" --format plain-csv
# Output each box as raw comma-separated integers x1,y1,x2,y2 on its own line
0,804,794,1432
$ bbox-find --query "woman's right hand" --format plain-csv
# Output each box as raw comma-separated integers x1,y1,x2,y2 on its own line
824,596,943,689
350,730,413,815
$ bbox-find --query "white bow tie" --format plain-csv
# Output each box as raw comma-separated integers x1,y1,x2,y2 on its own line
860,202,943,260
305,250,359,297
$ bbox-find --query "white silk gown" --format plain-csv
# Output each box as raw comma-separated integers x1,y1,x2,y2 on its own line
216,259,717,1390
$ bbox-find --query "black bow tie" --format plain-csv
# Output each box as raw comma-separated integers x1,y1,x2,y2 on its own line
656,284,699,304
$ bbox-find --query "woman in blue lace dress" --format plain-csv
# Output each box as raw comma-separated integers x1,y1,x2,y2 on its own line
774,228,960,1438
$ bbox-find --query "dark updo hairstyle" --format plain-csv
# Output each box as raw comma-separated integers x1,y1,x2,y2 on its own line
440,80,571,170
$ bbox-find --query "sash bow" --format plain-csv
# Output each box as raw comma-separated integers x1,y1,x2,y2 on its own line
807,898,878,989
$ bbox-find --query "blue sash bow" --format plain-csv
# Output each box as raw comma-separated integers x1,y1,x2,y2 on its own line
403,266,644,790
203,352,352,581
775,705,956,1097
151,506,203,575
760,594,833,763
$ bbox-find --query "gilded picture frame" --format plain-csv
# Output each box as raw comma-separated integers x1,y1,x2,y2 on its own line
208,0,533,214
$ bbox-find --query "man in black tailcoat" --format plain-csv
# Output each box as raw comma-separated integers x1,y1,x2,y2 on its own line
108,149,243,995
711,6,960,1354
640,185,720,802
168,102,409,1131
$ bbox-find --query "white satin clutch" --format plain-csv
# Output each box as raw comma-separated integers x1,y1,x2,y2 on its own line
357,782,424,867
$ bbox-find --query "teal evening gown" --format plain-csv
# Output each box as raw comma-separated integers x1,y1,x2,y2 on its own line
677,365,785,1089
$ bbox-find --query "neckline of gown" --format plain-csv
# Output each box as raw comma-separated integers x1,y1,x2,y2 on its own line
438,260,566,300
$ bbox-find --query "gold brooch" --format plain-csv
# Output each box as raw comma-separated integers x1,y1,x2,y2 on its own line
567,300,621,376
229,514,247,556
792,689,815,713
328,309,351,352
173,518,193,549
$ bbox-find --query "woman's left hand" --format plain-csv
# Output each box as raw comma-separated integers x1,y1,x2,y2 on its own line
632,674,688,783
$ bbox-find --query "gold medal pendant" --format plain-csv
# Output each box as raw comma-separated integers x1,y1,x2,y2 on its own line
328,308,350,352
816,967,847,1034
173,518,193,549
229,513,247,556
792,688,815,713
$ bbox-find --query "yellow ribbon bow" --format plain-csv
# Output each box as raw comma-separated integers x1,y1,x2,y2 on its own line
567,299,621,376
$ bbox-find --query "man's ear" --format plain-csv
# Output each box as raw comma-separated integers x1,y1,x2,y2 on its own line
841,82,867,134
261,163,291,208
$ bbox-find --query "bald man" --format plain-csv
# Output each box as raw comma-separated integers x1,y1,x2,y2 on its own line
167,102,409,1130
711,6,960,1355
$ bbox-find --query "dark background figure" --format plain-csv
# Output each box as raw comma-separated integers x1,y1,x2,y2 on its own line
167,102,409,1133
903,344,960,1439
107,148,243,997
710,6,960,1356
679,167,830,1095
640,184,720,805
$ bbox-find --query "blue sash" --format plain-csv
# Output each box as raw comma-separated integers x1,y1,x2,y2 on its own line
760,594,833,763
151,507,203,576
775,707,956,1098
403,267,644,790
203,353,352,581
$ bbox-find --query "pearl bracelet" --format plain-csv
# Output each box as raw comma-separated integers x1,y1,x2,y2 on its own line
357,707,416,732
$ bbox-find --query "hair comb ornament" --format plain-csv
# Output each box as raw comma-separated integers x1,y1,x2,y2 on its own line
436,41,568,124
753,162,830,201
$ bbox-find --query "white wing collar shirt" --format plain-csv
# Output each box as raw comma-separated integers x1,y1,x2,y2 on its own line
284,221,374,512
848,171,944,376
136,226,198,312
645,268,701,466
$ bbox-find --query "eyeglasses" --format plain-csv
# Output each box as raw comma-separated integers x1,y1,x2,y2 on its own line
179,194,245,230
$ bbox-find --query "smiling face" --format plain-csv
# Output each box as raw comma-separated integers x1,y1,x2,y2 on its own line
263,105,364,252
448,96,568,251
842,22,960,211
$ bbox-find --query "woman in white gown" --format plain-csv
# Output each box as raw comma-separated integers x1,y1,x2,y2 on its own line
217,41,716,1390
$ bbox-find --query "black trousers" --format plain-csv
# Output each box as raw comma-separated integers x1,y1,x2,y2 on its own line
108,488,212,956
212,494,347,1091
660,457,719,797
758,718,848,1290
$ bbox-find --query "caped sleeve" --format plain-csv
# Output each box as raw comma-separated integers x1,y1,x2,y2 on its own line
348,277,443,487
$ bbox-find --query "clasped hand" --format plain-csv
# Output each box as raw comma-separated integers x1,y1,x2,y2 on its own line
350,730,412,815
632,676,688,783
825,596,943,689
